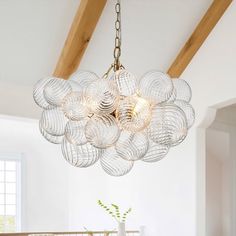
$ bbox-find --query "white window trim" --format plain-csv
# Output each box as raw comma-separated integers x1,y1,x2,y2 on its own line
0,152,23,232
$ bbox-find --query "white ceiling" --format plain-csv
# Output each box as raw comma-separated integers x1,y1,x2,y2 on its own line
0,0,213,118
0,0,79,86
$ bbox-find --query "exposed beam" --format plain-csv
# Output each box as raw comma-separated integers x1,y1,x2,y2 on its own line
167,0,232,78
53,0,107,79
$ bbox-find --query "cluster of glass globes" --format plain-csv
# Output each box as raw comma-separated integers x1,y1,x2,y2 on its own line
33,69,195,177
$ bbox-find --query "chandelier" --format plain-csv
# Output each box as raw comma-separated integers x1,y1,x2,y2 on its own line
33,0,195,177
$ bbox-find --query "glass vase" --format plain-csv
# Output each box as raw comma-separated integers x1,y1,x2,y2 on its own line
117,222,126,236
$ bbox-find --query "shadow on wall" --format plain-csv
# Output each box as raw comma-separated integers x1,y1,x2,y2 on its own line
197,98,236,236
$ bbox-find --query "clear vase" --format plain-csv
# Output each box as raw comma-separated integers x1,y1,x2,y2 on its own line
117,222,126,236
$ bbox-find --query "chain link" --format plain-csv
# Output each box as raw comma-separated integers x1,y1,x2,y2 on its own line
113,0,121,71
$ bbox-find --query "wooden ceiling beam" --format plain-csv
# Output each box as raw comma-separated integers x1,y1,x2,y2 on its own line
167,0,232,78
53,0,107,79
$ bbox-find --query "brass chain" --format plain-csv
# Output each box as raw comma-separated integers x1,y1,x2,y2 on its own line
113,0,121,71
102,0,124,78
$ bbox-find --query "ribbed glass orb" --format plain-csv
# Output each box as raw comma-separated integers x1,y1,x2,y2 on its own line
170,79,192,102
61,137,101,168
148,104,188,146
142,140,169,163
62,92,89,121
116,95,152,132
33,77,54,109
85,79,119,115
39,121,63,144
115,131,149,161
85,114,120,148
100,147,134,177
40,107,68,136
44,78,72,106
68,80,81,92
69,70,99,90
174,100,195,128
112,70,137,96
65,119,88,145
139,71,173,104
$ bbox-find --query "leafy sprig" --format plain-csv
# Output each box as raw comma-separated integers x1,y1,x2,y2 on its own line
121,207,132,223
98,200,132,223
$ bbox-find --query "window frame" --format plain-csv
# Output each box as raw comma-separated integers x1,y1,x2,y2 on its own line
0,152,22,232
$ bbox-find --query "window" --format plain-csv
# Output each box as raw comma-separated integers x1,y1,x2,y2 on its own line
0,154,21,233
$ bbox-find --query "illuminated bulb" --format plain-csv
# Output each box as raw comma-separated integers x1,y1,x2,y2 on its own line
62,92,89,121
116,95,152,132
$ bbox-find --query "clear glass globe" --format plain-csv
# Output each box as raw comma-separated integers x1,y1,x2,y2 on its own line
33,77,54,109
85,78,119,115
170,79,192,102
44,78,72,106
40,107,68,136
139,71,173,104
65,119,88,145
116,95,152,132
112,70,137,96
100,147,134,177
69,70,99,90
142,140,169,163
174,100,195,128
148,104,188,146
61,137,101,168
85,114,120,148
115,131,149,161
39,121,63,144
68,80,81,92
62,91,89,121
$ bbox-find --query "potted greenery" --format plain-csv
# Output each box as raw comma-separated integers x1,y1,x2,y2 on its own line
98,200,132,236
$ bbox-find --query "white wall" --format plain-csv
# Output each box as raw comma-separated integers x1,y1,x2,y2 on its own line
0,116,69,232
